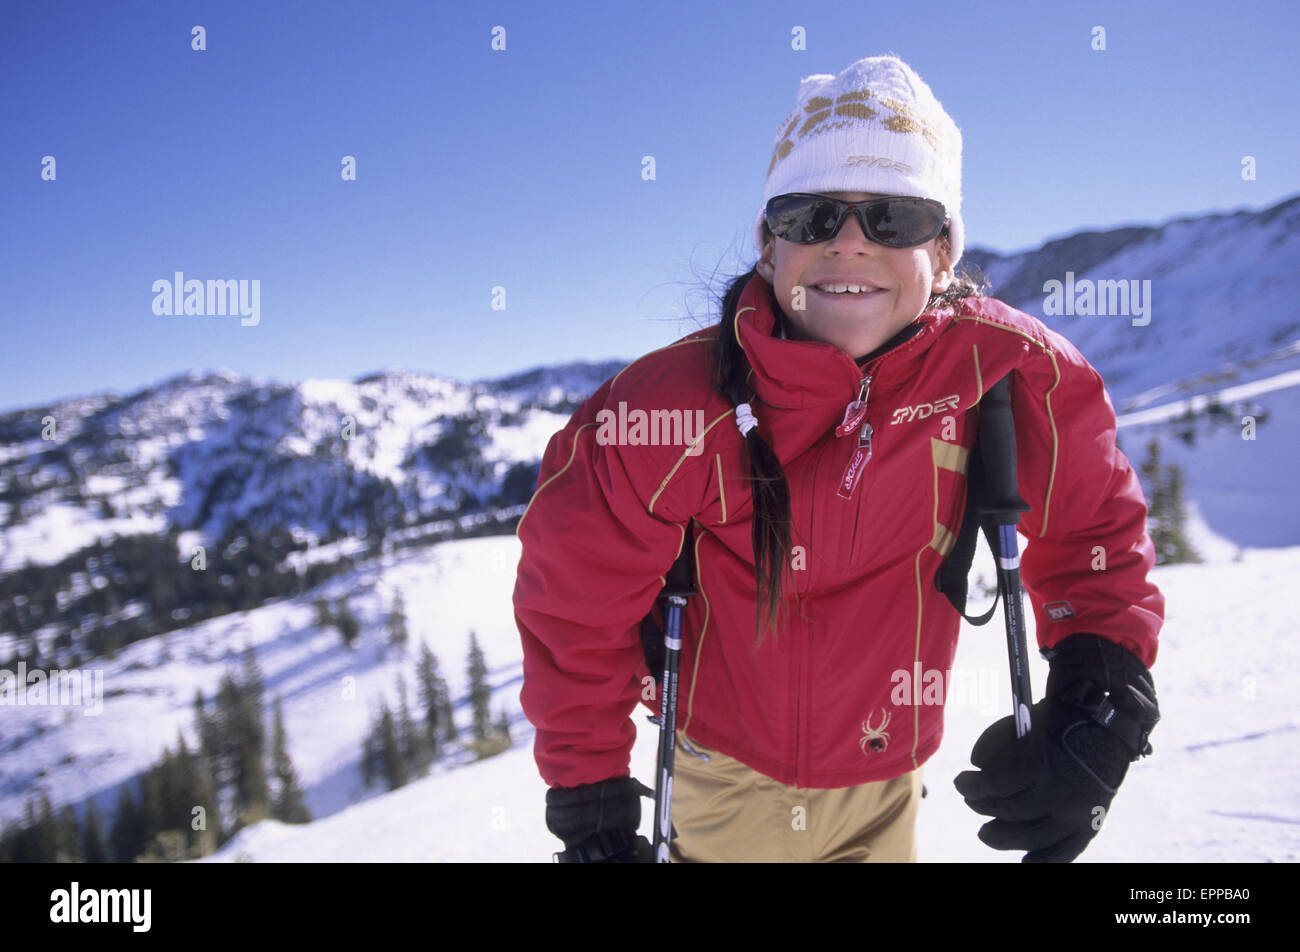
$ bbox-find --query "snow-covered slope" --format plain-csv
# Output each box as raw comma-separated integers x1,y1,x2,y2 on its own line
0,536,525,832
964,193,1300,406
169,534,1298,863
0,361,625,575
1116,368,1300,549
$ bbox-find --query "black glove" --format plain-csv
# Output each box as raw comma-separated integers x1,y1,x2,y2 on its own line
545,775,656,862
953,632,1159,863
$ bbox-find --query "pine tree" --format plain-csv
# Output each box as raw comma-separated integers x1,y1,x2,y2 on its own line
82,800,108,863
194,688,217,768
494,706,512,746
109,782,146,863
238,652,271,824
214,665,269,831
55,805,81,862
1140,438,1163,499
181,716,223,851
234,707,270,828
1139,439,1200,565
32,793,59,862
8,797,38,862
313,596,334,631
388,591,409,652
415,641,444,760
240,643,265,705
395,675,431,777
1158,464,1201,564
378,702,408,791
170,730,215,856
361,707,379,789
336,600,361,649
270,696,312,824
437,663,457,747
466,631,491,743
138,750,168,849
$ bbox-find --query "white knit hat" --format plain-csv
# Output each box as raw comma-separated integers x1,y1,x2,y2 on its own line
754,54,964,268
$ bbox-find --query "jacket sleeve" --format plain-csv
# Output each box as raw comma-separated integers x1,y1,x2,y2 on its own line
512,379,695,789
1009,332,1165,669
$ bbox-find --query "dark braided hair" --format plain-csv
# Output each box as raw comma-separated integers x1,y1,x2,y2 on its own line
714,220,988,646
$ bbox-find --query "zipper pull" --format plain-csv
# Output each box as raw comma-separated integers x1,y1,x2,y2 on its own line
837,373,874,499
837,420,873,500
835,374,872,437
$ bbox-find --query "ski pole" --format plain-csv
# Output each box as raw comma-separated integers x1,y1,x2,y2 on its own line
652,593,686,863
647,526,696,863
977,375,1034,737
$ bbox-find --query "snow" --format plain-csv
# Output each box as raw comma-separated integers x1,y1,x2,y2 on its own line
3,368,1297,860
1117,372,1300,548
0,501,167,573
485,410,571,463
35,536,1267,862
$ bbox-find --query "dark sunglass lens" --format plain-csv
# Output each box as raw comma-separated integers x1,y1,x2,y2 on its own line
863,200,943,246
806,200,840,241
769,196,840,242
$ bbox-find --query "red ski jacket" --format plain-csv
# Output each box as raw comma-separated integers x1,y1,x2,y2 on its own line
514,273,1164,790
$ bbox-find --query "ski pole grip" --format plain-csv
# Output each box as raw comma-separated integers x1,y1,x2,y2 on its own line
978,376,1031,524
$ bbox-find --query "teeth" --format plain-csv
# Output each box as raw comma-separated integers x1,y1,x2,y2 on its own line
818,284,874,294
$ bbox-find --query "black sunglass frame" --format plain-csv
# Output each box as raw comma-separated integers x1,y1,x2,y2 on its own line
765,193,948,248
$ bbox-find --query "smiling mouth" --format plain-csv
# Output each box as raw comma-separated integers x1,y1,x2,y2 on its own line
810,285,885,300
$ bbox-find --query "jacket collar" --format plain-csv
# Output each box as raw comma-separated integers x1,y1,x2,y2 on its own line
735,272,951,413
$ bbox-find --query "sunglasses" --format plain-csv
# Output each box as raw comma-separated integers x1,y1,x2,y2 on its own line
764,193,948,247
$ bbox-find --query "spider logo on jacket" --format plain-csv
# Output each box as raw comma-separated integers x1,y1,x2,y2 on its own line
859,708,892,754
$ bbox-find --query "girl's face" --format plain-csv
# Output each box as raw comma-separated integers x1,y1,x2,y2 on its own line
756,191,954,360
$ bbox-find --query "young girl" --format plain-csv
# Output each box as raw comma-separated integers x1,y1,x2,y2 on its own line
514,55,1163,863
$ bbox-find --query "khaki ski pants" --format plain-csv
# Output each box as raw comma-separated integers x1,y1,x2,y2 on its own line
666,730,923,863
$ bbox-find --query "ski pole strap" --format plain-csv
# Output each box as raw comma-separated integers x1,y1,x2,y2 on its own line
935,441,999,625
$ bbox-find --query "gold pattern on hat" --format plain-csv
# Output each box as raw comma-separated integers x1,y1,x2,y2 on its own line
767,84,950,176
883,114,921,135
834,103,878,121
878,96,918,120
798,110,832,137
767,114,801,175
767,138,795,175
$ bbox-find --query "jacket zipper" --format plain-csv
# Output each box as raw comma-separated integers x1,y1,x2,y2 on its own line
836,373,874,500
793,370,875,784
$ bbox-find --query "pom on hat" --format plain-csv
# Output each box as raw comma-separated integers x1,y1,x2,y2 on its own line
753,54,964,268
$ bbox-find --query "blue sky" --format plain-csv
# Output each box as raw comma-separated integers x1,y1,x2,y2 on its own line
2,0,1297,412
